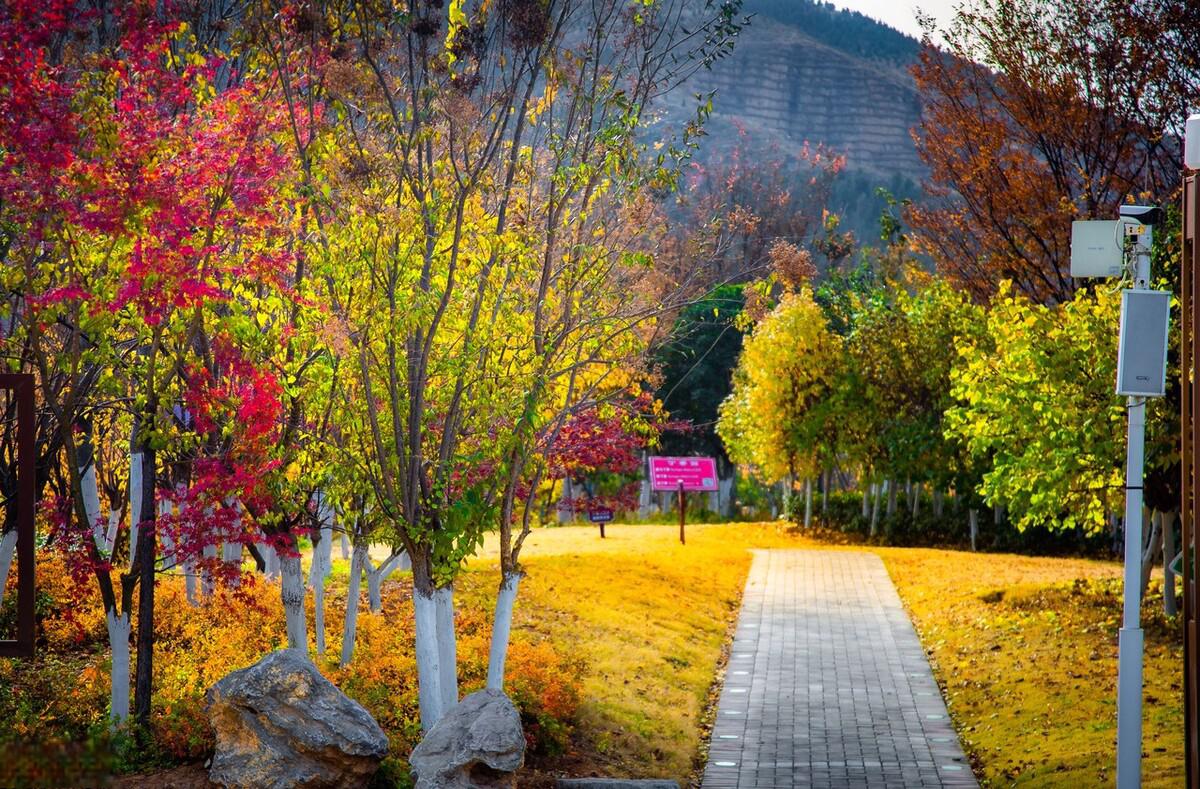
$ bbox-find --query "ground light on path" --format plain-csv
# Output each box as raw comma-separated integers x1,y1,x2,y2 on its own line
702,550,976,788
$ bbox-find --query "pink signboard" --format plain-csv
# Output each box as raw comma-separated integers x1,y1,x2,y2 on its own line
648,456,718,492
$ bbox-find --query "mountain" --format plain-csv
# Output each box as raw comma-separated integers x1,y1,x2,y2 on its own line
660,0,930,242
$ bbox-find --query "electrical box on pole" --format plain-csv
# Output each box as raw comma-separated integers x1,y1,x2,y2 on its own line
1070,220,1125,277
1116,289,1170,397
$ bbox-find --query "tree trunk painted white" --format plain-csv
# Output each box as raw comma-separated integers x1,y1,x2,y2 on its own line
313,577,326,655
886,478,897,517
200,543,218,599
861,484,871,519
184,558,199,606
718,474,734,518
363,551,406,614
993,503,1004,526
127,451,143,568
80,460,104,550
315,492,334,580
821,471,828,515
870,482,881,536
969,508,978,552
638,474,652,518
412,589,445,730
933,489,944,518
104,510,121,556
435,585,458,711
0,528,17,606
1163,511,1178,616
222,540,243,566
486,572,521,690
106,609,132,725
911,482,921,518
308,505,334,656
1140,508,1163,601
366,560,384,613
803,478,813,528
340,533,351,560
558,478,574,523
259,542,279,578
341,543,367,667
280,553,307,652
158,499,176,571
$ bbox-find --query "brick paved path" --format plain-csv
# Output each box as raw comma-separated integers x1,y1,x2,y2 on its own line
701,550,977,788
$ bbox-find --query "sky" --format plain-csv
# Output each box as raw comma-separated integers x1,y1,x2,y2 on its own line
830,0,959,42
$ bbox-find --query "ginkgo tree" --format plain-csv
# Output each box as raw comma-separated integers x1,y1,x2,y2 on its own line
718,286,842,502
260,0,745,731
945,282,1128,534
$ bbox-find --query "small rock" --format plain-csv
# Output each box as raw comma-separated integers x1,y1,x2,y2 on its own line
409,688,525,788
205,649,389,789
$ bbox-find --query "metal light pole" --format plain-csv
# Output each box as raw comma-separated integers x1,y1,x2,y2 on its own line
1116,221,1152,789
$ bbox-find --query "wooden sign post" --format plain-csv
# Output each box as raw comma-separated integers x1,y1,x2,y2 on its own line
588,506,614,539
678,482,686,545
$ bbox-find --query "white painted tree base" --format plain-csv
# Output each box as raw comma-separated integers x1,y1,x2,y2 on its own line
106,609,132,725
486,573,521,690
280,554,307,652
435,585,458,711
0,529,17,606
341,544,367,667
413,590,445,730
1163,511,1178,616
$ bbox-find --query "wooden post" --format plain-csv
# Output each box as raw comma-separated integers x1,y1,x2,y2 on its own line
1183,171,1199,788
678,482,686,545
599,520,605,539
0,375,35,658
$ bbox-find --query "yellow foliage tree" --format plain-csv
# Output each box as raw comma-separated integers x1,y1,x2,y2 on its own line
718,287,842,489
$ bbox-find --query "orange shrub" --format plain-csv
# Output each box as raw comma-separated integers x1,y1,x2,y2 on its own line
1,553,586,782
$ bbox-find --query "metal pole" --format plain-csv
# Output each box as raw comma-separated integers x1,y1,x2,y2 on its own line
1117,225,1152,789
1117,395,1146,789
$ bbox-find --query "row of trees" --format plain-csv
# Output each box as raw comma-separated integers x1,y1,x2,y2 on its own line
717,252,1178,598
0,0,747,741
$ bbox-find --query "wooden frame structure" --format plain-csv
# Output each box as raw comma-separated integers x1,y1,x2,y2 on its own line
0,373,35,657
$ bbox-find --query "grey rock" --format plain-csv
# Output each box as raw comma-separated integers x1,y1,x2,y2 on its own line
205,649,389,789
556,777,681,781
409,688,525,788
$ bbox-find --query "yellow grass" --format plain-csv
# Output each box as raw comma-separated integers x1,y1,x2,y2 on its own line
354,521,1182,786
876,546,1183,787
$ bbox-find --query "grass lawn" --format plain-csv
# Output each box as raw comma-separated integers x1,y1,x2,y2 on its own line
352,520,1185,786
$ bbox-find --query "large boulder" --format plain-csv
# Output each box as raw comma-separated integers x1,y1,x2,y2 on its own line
205,649,389,789
409,688,525,788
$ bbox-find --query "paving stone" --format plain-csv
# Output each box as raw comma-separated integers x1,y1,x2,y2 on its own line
700,550,979,788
